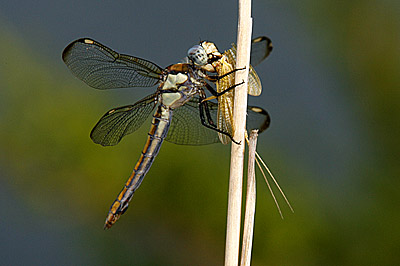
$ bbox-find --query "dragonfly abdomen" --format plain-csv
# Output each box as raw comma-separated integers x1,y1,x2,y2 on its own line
104,106,172,229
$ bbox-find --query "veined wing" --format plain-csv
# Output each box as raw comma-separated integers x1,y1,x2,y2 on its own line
217,99,271,145
246,105,271,134
62,38,163,89
224,36,273,96
250,36,273,66
165,97,270,145
215,55,235,144
213,36,273,143
90,93,158,146
224,45,262,96
166,97,220,145
214,52,271,144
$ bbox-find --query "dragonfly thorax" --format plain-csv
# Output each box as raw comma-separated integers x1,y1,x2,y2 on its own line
159,70,200,109
162,72,188,90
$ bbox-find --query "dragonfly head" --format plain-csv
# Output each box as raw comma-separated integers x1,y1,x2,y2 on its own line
187,44,208,66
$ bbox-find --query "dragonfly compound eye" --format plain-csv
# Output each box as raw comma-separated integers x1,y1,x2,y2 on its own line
187,45,208,66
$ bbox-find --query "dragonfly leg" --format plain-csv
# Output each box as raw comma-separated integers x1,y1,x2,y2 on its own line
203,66,246,83
202,80,244,102
215,66,246,81
202,97,217,127
198,97,241,145
203,80,244,100
215,80,244,97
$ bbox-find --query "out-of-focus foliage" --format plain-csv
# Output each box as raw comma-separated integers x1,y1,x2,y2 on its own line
0,0,399,265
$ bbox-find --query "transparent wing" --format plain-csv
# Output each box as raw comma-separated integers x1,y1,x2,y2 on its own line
216,95,271,144
225,36,273,96
224,48,260,96
246,105,271,134
166,97,220,145
166,97,270,146
62,38,163,89
250,36,273,66
90,93,158,146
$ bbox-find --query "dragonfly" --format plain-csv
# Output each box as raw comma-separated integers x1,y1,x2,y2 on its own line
62,38,271,228
187,37,294,216
187,36,273,144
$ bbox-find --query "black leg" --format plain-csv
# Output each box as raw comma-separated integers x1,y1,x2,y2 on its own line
204,67,246,83
203,80,244,98
202,96,216,127
215,67,246,81
198,97,241,145
215,80,244,97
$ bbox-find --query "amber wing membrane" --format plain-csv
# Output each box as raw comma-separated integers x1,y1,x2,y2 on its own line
225,44,262,96
214,55,236,144
215,46,263,144
214,37,272,144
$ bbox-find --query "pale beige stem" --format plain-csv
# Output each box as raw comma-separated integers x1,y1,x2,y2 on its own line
224,0,253,264
240,130,258,266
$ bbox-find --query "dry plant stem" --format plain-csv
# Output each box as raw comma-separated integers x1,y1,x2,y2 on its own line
224,0,253,265
240,130,258,266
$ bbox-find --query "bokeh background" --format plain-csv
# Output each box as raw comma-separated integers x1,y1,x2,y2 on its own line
1,0,399,265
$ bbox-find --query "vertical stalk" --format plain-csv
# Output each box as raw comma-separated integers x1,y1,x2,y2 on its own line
224,0,253,265
240,130,258,266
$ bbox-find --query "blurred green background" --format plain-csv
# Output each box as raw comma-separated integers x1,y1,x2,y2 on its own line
1,0,399,265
